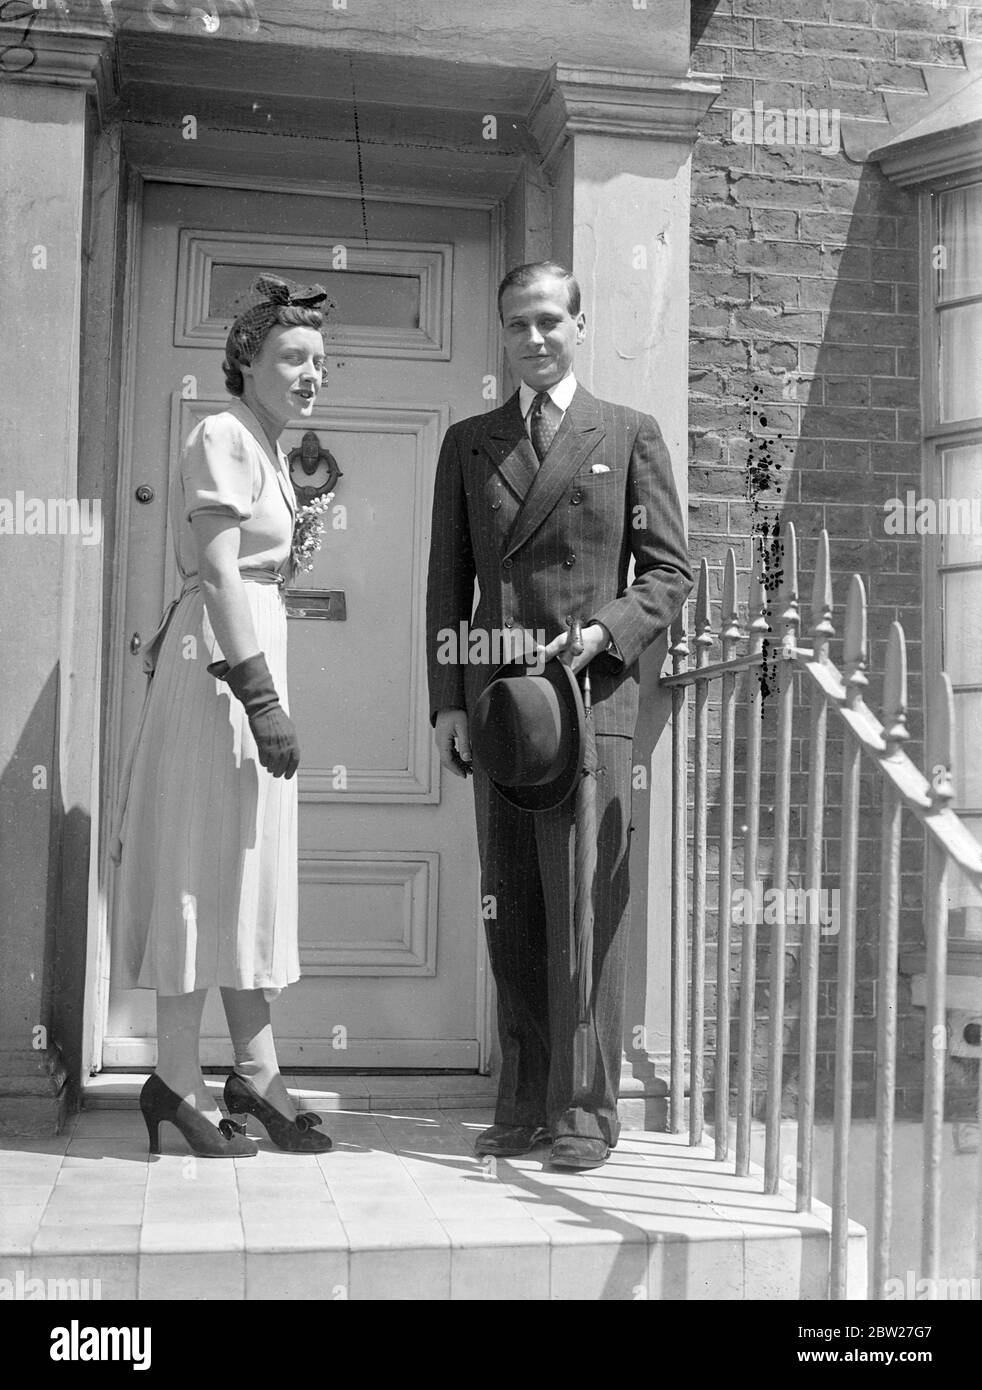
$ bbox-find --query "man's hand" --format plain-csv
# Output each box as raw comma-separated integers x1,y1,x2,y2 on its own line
540,623,611,675
435,708,472,778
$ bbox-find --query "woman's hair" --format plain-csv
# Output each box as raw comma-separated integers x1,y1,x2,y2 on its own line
222,304,324,397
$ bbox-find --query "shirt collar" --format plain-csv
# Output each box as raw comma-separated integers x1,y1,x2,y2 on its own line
519,370,577,421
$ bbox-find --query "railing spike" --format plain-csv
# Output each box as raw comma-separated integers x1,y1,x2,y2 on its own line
749,557,769,652
778,521,800,658
810,531,834,658
843,575,869,701
780,520,799,611
927,670,955,808
722,549,740,649
696,557,711,624
670,602,690,670
882,622,909,754
695,558,714,655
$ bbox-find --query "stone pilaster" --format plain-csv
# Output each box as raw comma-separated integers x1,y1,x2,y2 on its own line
0,8,116,1133
530,65,718,1069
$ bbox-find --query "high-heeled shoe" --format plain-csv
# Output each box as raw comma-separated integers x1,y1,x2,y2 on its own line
223,1071,333,1153
140,1073,258,1158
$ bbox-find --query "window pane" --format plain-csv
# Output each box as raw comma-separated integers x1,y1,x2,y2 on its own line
948,811,982,927
952,692,982,805
940,443,982,565
939,301,982,422
937,183,982,302
942,569,982,684
209,263,421,329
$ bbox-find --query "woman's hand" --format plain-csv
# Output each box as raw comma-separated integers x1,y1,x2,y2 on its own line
192,515,300,777
223,653,300,779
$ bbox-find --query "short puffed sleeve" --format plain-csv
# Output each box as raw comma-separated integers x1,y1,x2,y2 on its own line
182,413,259,521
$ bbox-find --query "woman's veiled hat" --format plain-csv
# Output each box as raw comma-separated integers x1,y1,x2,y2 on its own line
229,273,328,361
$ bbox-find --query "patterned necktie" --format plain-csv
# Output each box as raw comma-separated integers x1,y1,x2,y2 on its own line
529,391,557,463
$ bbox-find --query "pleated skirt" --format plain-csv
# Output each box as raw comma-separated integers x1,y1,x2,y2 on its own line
111,582,299,996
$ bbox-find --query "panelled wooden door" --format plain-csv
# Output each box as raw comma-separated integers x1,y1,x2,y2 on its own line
104,180,492,1067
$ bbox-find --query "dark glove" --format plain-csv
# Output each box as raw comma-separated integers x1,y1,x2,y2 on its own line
209,653,300,779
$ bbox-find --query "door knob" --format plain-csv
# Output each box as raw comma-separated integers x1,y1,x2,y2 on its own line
130,632,142,654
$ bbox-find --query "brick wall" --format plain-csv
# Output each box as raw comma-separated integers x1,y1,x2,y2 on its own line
687,0,982,1118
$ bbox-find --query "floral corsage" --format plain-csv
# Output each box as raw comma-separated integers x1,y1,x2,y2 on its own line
290,493,334,578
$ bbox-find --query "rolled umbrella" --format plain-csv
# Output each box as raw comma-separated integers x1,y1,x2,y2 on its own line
563,618,601,1101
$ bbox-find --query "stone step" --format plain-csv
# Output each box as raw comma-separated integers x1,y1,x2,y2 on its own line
0,1102,866,1300
82,1067,671,1128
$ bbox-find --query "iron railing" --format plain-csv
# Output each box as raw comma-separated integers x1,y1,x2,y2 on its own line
661,524,982,1299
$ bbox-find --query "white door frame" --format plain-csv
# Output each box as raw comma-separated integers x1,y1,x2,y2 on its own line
83,159,505,1079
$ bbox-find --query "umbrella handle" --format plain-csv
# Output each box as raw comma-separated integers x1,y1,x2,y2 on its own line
565,613,594,726
564,615,584,665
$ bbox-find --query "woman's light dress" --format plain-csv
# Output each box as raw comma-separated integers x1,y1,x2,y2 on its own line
111,399,299,997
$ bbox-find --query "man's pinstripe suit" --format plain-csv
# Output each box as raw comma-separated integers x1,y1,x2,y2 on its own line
426,385,692,1143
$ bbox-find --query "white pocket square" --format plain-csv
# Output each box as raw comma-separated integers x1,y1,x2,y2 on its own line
590,463,610,473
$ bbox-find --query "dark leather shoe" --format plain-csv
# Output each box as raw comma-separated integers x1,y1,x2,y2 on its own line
474,1123,551,1157
550,1136,610,1170
223,1072,332,1153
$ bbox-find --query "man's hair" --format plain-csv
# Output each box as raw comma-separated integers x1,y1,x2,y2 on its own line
497,262,581,321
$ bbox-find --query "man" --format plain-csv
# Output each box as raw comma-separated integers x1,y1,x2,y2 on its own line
426,262,692,1169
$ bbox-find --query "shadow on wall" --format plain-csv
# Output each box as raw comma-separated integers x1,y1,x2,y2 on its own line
743,162,925,1120
691,0,724,53
685,153,935,1121
0,664,91,1106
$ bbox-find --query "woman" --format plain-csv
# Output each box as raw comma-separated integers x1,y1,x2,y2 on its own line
111,275,332,1157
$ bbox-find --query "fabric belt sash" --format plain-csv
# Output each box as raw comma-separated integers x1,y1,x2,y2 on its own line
140,567,285,677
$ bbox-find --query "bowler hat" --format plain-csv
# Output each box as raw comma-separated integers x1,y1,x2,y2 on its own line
470,657,585,811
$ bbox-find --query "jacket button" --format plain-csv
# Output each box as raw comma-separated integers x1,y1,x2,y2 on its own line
570,490,582,505
491,498,502,511
563,554,576,568
502,558,513,570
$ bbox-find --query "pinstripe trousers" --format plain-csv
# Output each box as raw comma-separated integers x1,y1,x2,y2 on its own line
473,734,634,1146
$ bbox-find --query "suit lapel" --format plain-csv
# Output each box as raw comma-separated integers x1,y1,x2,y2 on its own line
502,386,605,560
481,394,538,502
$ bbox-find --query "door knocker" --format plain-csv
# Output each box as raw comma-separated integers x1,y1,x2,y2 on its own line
288,430,343,505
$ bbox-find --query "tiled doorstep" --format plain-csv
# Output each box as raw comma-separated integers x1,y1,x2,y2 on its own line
83,1073,499,1113
0,1112,865,1301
